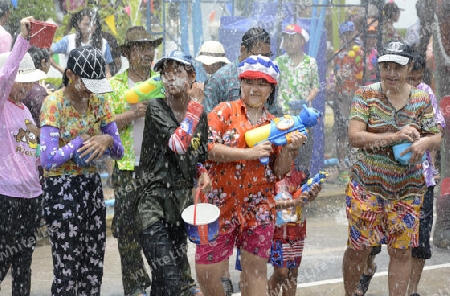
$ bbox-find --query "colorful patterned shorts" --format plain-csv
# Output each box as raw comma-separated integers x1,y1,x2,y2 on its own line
195,223,274,264
346,180,422,250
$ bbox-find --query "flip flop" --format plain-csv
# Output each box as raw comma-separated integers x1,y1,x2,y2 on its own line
355,266,377,296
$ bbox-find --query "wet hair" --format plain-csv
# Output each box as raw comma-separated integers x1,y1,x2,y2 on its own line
68,8,103,51
28,46,50,70
241,27,271,50
383,3,400,20
0,0,10,18
412,54,426,72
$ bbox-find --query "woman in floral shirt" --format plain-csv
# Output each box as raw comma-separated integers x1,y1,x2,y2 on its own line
40,46,123,295
196,55,306,296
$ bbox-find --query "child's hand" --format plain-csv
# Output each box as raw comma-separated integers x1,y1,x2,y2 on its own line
20,16,34,39
308,183,322,202
248,141,272,160
197,171,211,193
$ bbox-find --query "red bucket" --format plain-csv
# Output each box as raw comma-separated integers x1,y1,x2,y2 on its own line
29,20,57,48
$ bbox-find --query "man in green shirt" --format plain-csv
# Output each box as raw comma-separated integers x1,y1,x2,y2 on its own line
106,26,163,296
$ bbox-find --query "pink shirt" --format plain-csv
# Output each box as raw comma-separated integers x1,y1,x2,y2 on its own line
0,36,41,198
0,25,13,53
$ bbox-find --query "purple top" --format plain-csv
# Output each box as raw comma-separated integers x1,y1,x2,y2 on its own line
417,82,445,187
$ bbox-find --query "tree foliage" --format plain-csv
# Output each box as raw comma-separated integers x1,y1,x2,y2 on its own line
5,0,56,39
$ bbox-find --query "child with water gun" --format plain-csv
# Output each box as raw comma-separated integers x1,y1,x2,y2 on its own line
268,167,324,296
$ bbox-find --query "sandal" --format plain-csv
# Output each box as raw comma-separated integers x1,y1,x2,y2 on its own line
220,277,233,296
189,287,204,295
355,266,376,296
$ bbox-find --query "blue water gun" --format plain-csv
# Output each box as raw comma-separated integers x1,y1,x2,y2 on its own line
245,104,322,164
301,171,328,193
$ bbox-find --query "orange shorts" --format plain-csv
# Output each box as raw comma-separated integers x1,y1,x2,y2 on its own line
346,180,422,250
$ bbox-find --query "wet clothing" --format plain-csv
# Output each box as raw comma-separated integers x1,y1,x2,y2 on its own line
107,69,155,295
141,221,197,296
137,98,207,294
349,82,440,201
51,33,113,69
205,99,280,233
111,168,151,295
0,35,43,296
136,98,208,231
40,85,123,295
39,90,122,174
43,173,106,296
204,60,240,113
269,171,307,268
0,36,42,199
346,180,422,250
107,69,160,170
0,24,12,53
275,54,320,115
417,82,445,187
0,194,42,296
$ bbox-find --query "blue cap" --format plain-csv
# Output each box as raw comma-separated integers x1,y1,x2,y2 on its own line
154,50,193,72
339,21,355,35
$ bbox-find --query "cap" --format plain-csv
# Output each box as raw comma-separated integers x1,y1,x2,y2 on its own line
339,21,355,35
154,50,193,72
195,41,230,66
0,52,47,83
66,45,112,94
377,41,414,66
283,24,310,43
238,55,280,85
120,26,163,53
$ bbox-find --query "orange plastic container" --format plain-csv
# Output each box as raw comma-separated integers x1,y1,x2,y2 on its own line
29,20,57,48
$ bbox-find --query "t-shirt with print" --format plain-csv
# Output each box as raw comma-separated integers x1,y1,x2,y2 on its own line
275,54,320,115
349,82,440,200
205,99,282,233
40,89,114,177
136,98,208,231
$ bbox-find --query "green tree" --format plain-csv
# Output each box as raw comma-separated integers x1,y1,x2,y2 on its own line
6,0,56,39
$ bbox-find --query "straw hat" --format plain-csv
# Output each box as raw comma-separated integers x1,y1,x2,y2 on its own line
195,41,230,66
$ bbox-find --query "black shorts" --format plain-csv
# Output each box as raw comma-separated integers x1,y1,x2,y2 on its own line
412,186,434,259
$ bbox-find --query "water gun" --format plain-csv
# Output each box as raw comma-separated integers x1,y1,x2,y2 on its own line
299,171,328,194
125,75,165,104
245,104,322,164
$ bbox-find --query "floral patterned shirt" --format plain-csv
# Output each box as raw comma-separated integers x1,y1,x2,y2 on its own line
205,99,282,233
105,70,159,171
275,54,320,115
40,90,114,177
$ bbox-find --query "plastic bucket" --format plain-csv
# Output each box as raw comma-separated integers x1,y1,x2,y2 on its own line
181,203,220,245
29,20,57,48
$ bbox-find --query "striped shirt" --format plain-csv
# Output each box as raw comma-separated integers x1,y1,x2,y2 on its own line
349,82,440,200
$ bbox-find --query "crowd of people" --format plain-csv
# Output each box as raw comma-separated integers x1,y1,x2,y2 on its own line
0,1,446,295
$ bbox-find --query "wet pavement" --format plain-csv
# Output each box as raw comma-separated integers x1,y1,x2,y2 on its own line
1,183,449,295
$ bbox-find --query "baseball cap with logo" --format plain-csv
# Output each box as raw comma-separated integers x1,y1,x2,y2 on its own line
377,41,414,66
66,45,112,94
283,24,310,43
153,50,194,72
0,52,47,82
